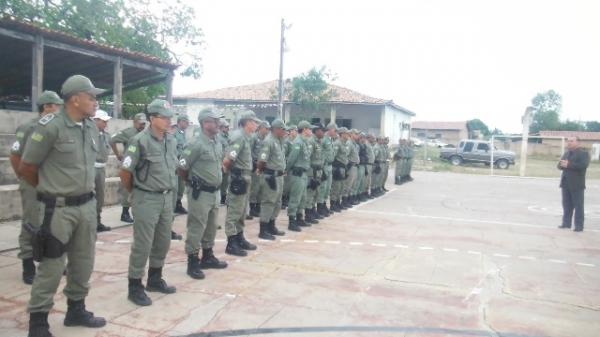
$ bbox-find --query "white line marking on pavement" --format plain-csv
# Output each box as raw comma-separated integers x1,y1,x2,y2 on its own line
394,244,409,249
281,239,296,243
493,253,511,258
258,239,274,243
468,251,482,255
518,256,536,260
349,242,364,246
371,243,387,247
548,259,567,264
324,240,341,244
304,240,319,243
443,248,459,252
115,239,130,244
575,262,595,267
418,246,434,250
95,241,104,245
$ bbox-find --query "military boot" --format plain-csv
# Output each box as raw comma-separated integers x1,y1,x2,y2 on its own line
268,219,285,236
28,312,52,337
307,208,320,223
174,199,188,214
258,222,275,240
288,216,302,232
146,267,176,294
351,195,360,205
171,231,183,240
237,231,257,250
187,254,205,279
220,194,227,205
200,248,228,269
120,207,134,223
297,213,311,227
341,197,350,209
96,216,111,232
63,299,106,328
360,193,368,202
226,235,247,256
330,200,340,212
128,278,152,306
312,207,324,220
317,203,329,217
22,257,36,285
249,203,260,217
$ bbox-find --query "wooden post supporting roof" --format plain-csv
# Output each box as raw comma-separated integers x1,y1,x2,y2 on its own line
31,35,44,111
113,56,123,118
165,71,174,105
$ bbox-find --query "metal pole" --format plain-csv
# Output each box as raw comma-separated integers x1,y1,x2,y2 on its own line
277,18,285,120
490,135,494,176
520,107,534,177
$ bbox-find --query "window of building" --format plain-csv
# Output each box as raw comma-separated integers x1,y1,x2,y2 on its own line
333,119,352,129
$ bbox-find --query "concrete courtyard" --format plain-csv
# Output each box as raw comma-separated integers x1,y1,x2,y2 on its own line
0,171,599,337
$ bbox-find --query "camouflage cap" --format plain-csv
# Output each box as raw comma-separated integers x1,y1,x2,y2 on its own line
239,110,261,123
37,91,63,105
61,75,105,96
198,107,223,122
286,124,297,131
259,120,271,129
297,120,316,130
177,114,190,122
312,123,326,131
326,122,338,130
147,99,174,118
338,127,350,134
271,119,286,129
134,112,147,123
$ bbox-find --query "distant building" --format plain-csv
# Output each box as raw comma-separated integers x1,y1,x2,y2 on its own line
173,80,415,144
539,131,600,149
411,121,469,145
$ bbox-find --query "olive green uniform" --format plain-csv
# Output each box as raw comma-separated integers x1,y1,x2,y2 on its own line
22,111,99,313
363,142,375,194
282,136,295,203
174,126,187,202
331,138,349,203
258,134,286,223
179,132,222,254
122,128,178,279
355,142,367,196
304,136,324,210
110,127,140,208
94,129,111,222
224,129,253,236
11,118,42,260
372,143,385,191
382,143,390,187
217,131,229,202
286,136,311,216
249,132,267,205
394,144,406,183
344,140,359,197
318,135,336,204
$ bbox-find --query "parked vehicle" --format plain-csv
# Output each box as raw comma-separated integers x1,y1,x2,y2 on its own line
410,137,424,147
426,139,448,148
439,139,515,169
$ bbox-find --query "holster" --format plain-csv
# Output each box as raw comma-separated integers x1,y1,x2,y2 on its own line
32,197,65,262
291,167,305,177
308,178,320,190
266,174,277,191
333,167,345,181
230,173,248,195
190,176,202,200
374,164,382,174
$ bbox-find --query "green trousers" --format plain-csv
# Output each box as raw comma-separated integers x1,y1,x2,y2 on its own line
18,181,40,260
28,199,97,313
94,167,105,221
343,165,357,197
371,165,382,191
128,190,173,279
353,165,365,195
330,166,346,202
185,189,219,254
304,169,322,210
382,162,389,187
259,175,284,222
363,165,372,193
177,174,185,200
318,164,333,203
287,173,307,216
249,172,260,204
118,184,131,208
225,172,251,236
220,171,229,201
394,159,403,179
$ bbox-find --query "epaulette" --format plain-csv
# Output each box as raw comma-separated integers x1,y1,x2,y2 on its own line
38,113,56,125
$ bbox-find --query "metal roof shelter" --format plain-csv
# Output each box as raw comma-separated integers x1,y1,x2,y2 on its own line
0,17,178,117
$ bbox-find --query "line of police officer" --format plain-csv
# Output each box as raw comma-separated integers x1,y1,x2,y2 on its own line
10,74,395,337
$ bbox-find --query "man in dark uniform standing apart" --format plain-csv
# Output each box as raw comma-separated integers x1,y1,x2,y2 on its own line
19,75,106,336
558,136,590,232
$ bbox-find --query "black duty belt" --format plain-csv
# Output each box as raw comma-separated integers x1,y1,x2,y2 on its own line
332,161,346,168
311,165,323,170
37,192,94,207
198,185,219,193
231,167,252,175
263,168,284,176
134,186,172,194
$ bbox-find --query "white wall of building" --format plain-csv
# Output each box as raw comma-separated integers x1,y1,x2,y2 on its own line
383,105,412,145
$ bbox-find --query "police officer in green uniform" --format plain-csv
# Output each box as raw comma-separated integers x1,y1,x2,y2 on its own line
256,119,287,240
249,121,270,217
343,130,359,207
382,137,391,191
222,111,261,256
286,120,314,231
394,139,406,185
218,120,230,205
363,134,376,199
371,137,385,196
93,109,112,232
330,127,350,212
110,112,147,223
304,124,325,223
405,140,415,182
120,99,178,306
19,75,106,336
317,122,337,217
178,108,228,280
355,133,367,203
10,90,62,285
281,125,297,209
174,114,190,214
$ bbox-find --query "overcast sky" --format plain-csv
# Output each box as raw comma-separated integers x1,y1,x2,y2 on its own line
173,0,600,133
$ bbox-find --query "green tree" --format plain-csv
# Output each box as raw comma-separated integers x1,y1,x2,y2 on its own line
558,120,585,131
2,0,204,116
289,66,336,121
467,119,490,137
529,90,562,133
585,121,600,132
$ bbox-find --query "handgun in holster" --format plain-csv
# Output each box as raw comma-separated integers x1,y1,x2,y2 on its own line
32,197,65,262
266,174,277,191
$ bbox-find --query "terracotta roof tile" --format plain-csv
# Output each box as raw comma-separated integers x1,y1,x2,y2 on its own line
539,131,600,141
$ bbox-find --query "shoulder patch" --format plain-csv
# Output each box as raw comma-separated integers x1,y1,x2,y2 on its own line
31,132,44,142
183,149,192,156
16,131,25,139
38,114,55,125
127,145,137,153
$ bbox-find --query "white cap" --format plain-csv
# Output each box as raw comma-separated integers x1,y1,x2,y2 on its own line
93,109,112,121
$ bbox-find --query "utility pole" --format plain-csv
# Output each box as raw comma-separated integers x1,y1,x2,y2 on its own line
278,18,286,120
520,106,534,177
